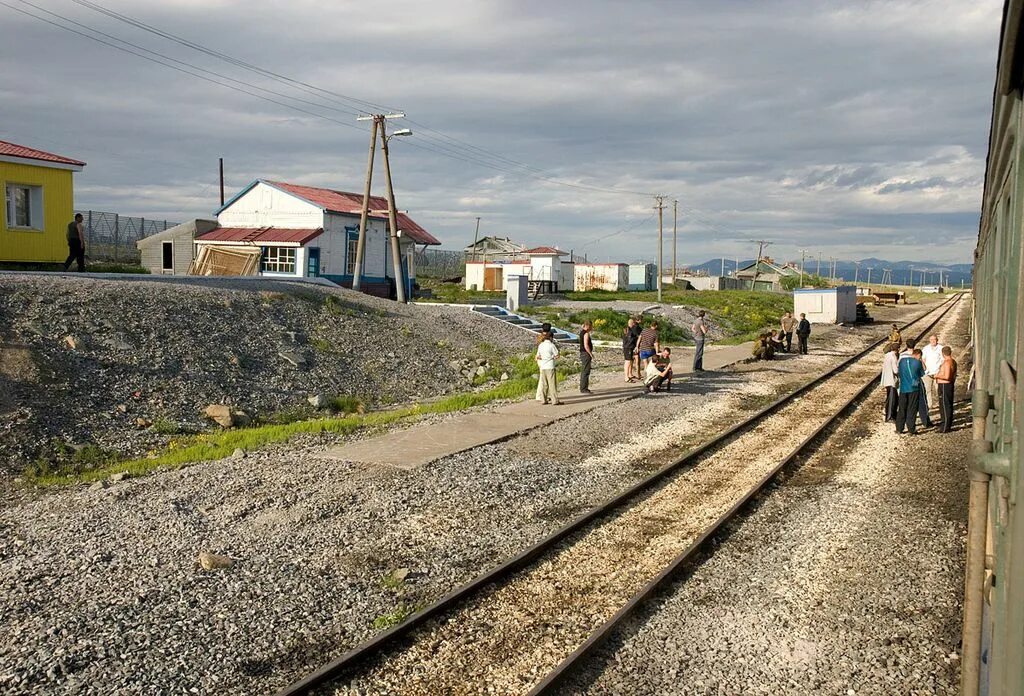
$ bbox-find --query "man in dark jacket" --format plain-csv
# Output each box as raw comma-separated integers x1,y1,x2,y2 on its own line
796,313,811,354
896,349,925,434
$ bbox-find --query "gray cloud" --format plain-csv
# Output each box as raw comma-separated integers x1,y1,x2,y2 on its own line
0,0,1001,265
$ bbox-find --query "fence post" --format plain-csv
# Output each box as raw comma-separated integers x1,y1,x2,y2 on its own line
87,210,92,238
163,220,168,231
114,214,120,262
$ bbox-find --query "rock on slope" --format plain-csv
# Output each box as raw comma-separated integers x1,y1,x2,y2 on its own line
0,275,535,468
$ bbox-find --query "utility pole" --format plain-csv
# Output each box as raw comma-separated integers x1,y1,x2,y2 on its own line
748,240,771,290
672,199,678,284
379,118,407,303
816,252,822,276
353,115,382,291
471,217,481,261
854,262,861,285
799,249,807,288
866,266,873,285
218,157,225,207
720,256,725,277
655,196,665,301
909,265,914,287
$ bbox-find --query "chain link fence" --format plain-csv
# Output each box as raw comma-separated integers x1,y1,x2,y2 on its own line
415,248,465,279
76,210,179,263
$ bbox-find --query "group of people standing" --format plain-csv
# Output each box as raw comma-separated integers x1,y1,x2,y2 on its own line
752,311,812,360
620,311,710,394
881,326,958,435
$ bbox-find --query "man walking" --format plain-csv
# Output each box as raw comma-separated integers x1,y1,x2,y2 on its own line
796,313,811,354
921,334,944,413
936,345,958,432
780,312,795,353
578,320,594,394
691,310,708,371
535,330,562,405
63,213,86,272
896,348,925,435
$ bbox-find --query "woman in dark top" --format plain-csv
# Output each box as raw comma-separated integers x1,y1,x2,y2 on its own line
622,317,639,382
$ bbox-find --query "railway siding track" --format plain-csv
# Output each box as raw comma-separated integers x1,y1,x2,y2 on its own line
280,295,963,696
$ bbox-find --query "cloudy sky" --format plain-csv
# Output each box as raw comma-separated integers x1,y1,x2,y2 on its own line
0,0,1002,265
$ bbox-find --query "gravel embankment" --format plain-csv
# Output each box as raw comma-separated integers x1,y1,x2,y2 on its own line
0,275,536,468
558,297,972,696
0,298,943,694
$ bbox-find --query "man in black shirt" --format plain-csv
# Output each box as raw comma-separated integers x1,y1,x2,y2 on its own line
796,313,811,354
63,213,85,272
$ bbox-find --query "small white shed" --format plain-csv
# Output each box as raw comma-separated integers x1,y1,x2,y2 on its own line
794,286,857,324
136,219,217,275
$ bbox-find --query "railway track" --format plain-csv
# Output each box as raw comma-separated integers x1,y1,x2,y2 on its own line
278,294,964,696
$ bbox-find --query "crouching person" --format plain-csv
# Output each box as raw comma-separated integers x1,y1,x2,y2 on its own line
753,333,775,361
644,347,673,393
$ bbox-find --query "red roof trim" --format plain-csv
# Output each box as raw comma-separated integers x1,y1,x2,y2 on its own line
262,180,440,245
195,227,323,245
0,140,86,167
523,246,567,255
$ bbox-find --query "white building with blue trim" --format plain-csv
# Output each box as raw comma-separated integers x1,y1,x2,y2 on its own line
198,179,440,298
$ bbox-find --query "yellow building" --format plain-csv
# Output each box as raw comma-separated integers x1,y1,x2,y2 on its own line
1,140,86,263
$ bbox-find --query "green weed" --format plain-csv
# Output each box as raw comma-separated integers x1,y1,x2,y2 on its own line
371,603,420,630
150,418,182,435
328,395,366,415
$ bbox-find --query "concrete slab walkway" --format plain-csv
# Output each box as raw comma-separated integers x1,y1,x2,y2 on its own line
324,341,754,470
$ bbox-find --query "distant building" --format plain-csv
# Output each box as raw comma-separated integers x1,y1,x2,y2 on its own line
628,263,656,291
196,179,440,298
463,235,525,260
0,140,85,263
464,246,574,292
574,263,629,292
136,219,217,275
734,258,798,291
793,286,857,324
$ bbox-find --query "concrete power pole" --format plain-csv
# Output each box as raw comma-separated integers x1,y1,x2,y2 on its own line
816,252,822,276
655,196,665,301
721,256,725,277
854,262,861,285
353,115,382,291
866,267,873,285
672,199,678,283
379,118,408,303
799,249,807,288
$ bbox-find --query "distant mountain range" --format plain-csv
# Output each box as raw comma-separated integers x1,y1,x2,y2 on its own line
687,258,974,287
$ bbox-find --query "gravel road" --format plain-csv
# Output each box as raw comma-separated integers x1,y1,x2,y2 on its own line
0,298,946,694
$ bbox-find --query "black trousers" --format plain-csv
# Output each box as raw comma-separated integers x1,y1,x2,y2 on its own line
579,352,592,392
63,239,85,271
939,382,955,432
884,386,898,421
784,331,793,352
797,334,809,354
896,390,920,434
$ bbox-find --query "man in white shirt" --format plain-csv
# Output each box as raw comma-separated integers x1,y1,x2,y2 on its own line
535,331,562,405
644,348,673,393
920,334,944,413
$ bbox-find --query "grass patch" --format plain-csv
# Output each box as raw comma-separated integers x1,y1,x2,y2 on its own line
26,442,120,479
328,395,365,415
527,307,689,343
310,337,333,352
416,277,504,304
150,418,183,435
380,571,406,590
371,602,421,630
27,365,578,487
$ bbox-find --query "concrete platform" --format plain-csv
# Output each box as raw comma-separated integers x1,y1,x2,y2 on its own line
324,341,754,470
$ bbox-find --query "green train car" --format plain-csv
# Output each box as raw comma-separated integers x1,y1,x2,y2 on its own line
971,2,1024,694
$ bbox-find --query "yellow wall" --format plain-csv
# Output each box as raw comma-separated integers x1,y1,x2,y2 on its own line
0,161,76,263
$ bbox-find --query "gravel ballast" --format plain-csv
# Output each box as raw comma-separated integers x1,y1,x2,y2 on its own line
0,296,947,694
559,297,972,696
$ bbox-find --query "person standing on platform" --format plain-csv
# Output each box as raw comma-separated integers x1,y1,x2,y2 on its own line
921,334,944,414
535,330,562,405
936,345,958,432
622,317,639,382
796,313,811,354
896,348,925,434
881,343,900,422
579,320,594,394
535,323,552,401
691,310,708,371
637,320,660,371
780,311,795,353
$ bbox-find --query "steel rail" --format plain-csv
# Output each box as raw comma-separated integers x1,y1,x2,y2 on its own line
529,292,965,694
276,294,962,696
